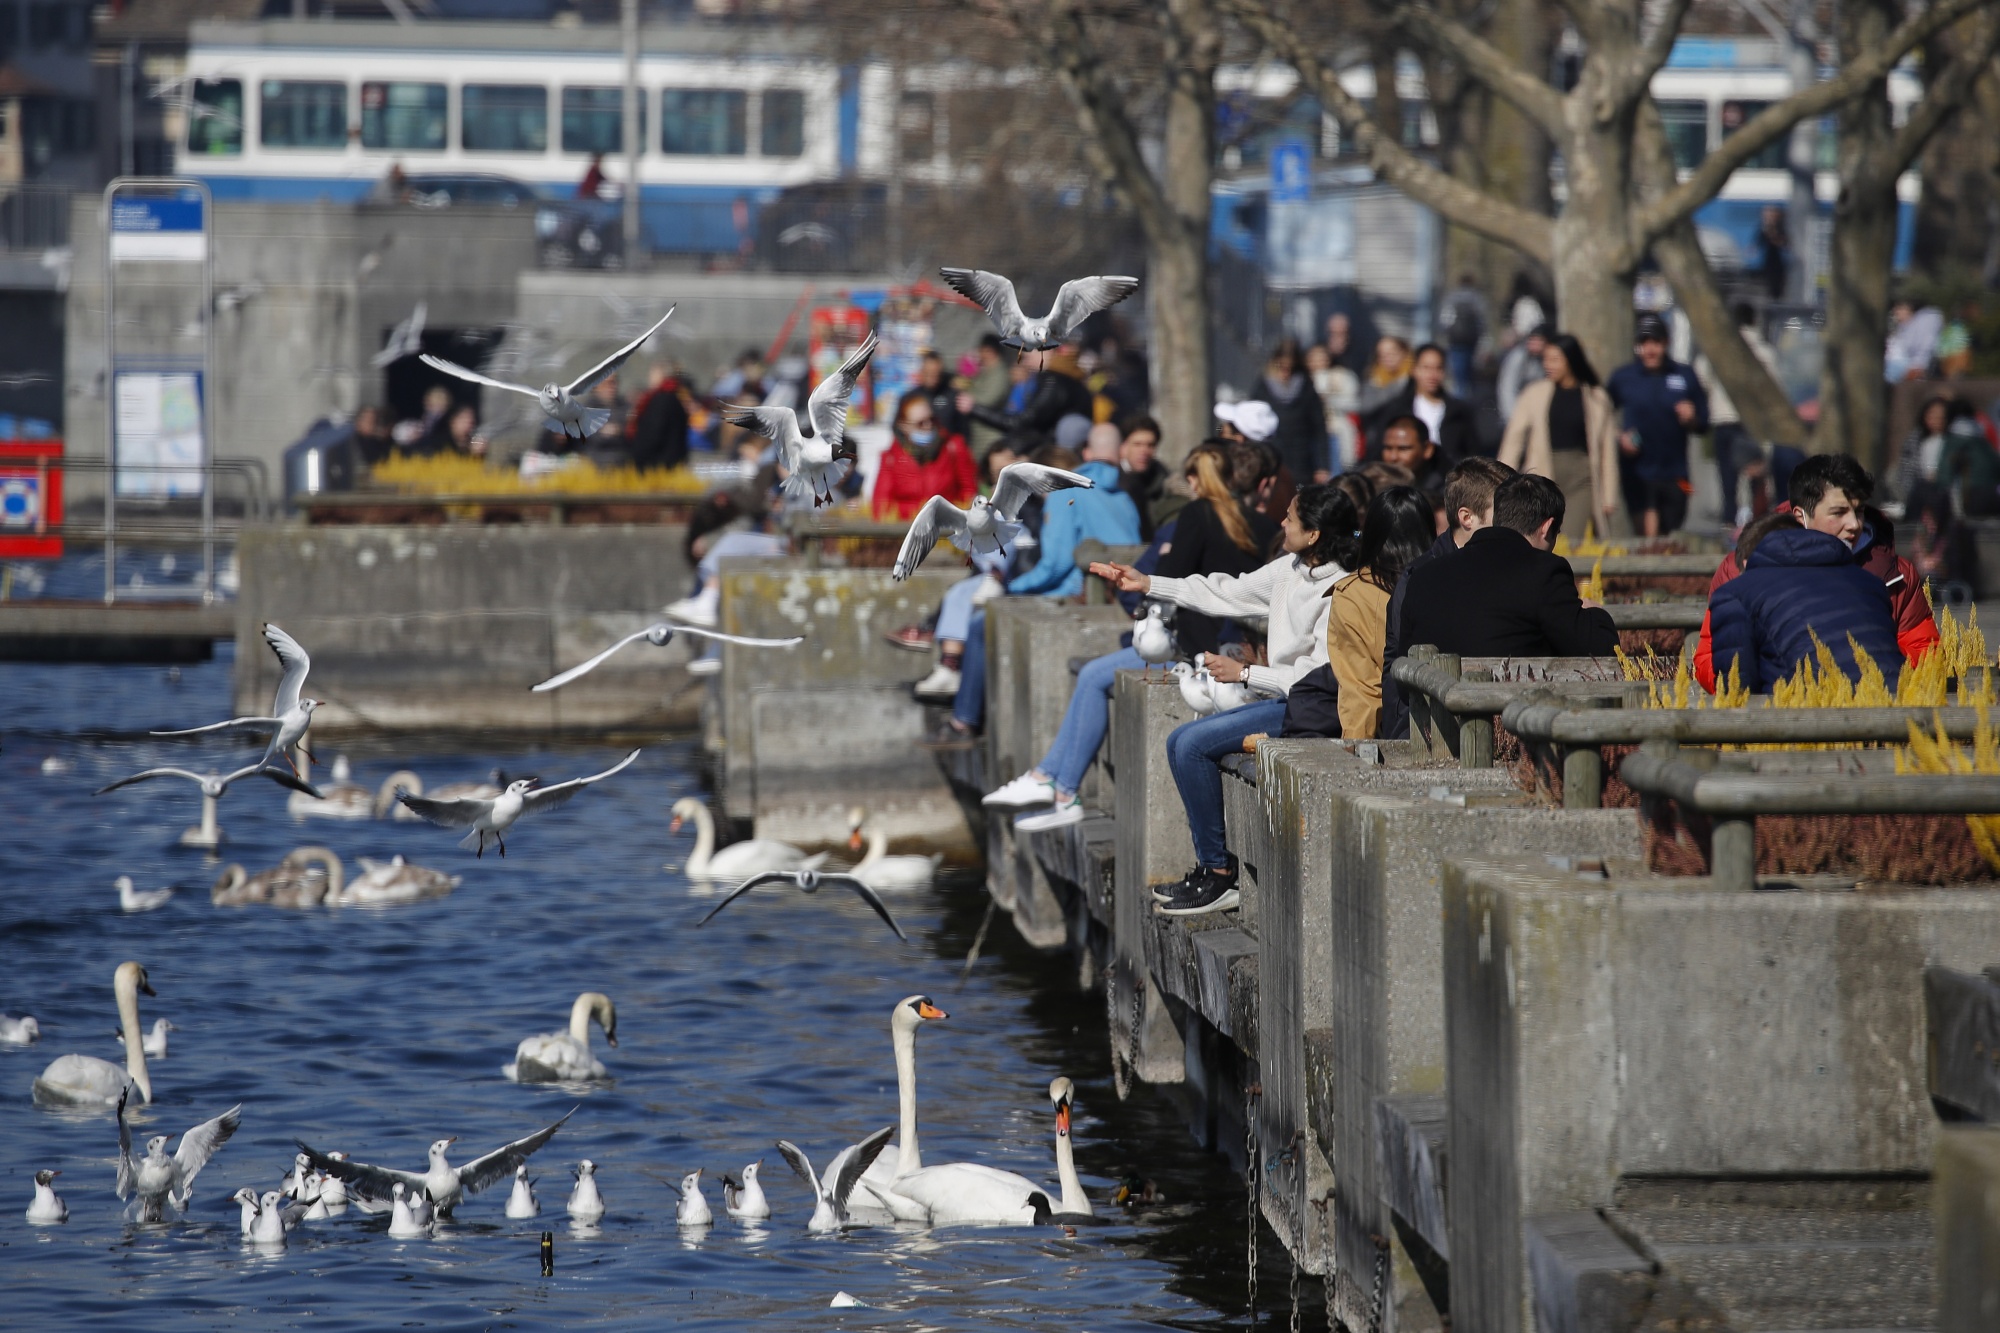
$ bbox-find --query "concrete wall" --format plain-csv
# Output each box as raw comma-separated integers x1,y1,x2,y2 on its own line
1938,1128,2000,1331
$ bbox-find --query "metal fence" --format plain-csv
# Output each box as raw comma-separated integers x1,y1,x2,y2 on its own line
0,185,74,252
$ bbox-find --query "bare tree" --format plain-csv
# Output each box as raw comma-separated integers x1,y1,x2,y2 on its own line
1228,0,1991,450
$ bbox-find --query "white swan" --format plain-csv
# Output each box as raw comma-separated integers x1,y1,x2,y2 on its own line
845,810,943,891
1048,1077,1091,1216
27,1170,66,1224
391,771,503,822
505,1165,539,1219
116,1017,175,1059
116,875,174,913
722,1162,768,1219
668,797,824,882
340,855,460,908
290,759,425,821
675,1169,712,1227
33,961,153,1107
178,786,223,849
567,1160,605,1221
505,992,616,1084
1,1014,39,1045
777,1127,894,1233
855,995,1044,1226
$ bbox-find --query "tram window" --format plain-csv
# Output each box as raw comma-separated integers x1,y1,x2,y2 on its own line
361,81,446,152
660,89,745,155
261,80,347,149
187,77,243,155
562,87,643,154
1658,100,1707,171
463,84,548,153
760,89,804,157
1721,100,1789,171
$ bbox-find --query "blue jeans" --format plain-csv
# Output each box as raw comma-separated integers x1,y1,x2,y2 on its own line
953,611,988,729
937,574,983,645
1447,345,1475,398
1166,697,1290,868
1036,646,1144,794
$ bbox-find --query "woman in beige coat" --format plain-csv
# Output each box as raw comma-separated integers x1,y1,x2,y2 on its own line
1497,334,1628,543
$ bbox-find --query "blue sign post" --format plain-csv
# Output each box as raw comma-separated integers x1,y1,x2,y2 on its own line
1270,139,1312,204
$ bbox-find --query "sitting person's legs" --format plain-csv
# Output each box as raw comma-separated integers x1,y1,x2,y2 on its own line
915,574,985,699
1159,698,1289,913
997,646,1145,825
943,611,988,735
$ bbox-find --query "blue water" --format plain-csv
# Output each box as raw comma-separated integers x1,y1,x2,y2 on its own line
0,648,1294,1329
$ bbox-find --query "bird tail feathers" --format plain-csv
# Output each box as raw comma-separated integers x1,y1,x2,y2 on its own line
458,828,485,851
575,408,612,439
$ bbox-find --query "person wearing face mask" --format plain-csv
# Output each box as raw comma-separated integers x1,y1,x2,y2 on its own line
872,388,978,522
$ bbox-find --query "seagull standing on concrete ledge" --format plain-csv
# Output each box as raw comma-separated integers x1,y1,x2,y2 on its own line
940,268,1138,355
696,868,908,941
891,462,1093,580
725,332,877,507
533,625,803,692
421,307,674,440
149,623,320,780
397,750,640,857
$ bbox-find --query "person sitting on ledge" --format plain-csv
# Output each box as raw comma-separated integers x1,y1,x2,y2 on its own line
1398,472,1616,661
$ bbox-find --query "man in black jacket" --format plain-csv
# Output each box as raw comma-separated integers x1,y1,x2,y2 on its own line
1364,343,1478,463
1399,472,1617,659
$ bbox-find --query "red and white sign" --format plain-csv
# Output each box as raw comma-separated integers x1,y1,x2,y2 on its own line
0,439,63,559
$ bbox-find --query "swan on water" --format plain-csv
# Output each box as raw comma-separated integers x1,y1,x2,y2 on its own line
149,623,321,780
341,855,459,908
300,1109,573,1216
288,757,425,821
115,1088,241,1222
505,1165,539,1219
676,1169,712,1227
504,992,616,1084
854,995,1043,1226
32,961,154,1107
667,797,824,882
567,1159,605,1221
845,810,943,892
696,869,907,941
388,1183,435,1238
1047,1077,1092,1217
116,1017,175,1058
397,750,641,858
211,846,343,909
26,1170,66,1224
1,1014,39,1045
776,1127,895,1233
722,1162,768,1219
116,875,175,913
390,771,504,822
178,787,224,849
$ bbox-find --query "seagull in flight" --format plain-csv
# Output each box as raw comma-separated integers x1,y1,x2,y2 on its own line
696,868,908,941
298,1110,573,1217
149,624,319,779
421,307,674,439
95,761,321,801
892,461,1093,580
533,624,804,692
777,1126,895,1232
725,333,877,507
940,268,1138,355
116,1088,241,1223
397,749,640,857
371,301,426,368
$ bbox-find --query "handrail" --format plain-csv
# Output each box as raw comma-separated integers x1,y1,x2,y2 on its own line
1502,696,1994,747
1602,601,1705,630
1561,553,1720,576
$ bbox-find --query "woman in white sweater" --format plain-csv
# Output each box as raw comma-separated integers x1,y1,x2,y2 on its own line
1092,484,1361,915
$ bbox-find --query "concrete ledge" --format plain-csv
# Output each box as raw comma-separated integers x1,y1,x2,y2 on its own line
1144,913,1259,1054
1525,1211,1655,1333
1377,1093,1452,1263
1020,812,1117,930
1938,1127,2000,1331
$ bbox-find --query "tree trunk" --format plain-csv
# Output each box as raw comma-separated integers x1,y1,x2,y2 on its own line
1147,0,1220,467
1549,103,1635,383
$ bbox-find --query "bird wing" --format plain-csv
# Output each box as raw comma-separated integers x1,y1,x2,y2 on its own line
226,763,323,799
939,268,1025,336
419,354,540,398
695,870,798,926
148,716,280,737
95,767,203,796
531,627,657,693
396,791,490,829
116,1089,136,1199
298,1141,423,1201
775,1139,821,1195
172,1104,243,1198
829,1126,897,1212
565,306,675,395
1046,275,1140,339
991,462,1096,520
803,331,878,453
821,874,910,942
519,748,642,817
723,404,794,444
672,627,806,650
263,624,313,716
891,495,969,581
455,1109,575,1195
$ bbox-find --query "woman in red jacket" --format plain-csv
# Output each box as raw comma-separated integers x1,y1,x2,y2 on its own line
872,389,978,521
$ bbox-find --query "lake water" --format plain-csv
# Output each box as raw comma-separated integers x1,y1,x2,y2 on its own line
0,645,1313,1329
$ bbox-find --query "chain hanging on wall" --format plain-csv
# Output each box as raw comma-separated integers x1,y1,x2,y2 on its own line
1365,1233,1390,1333
1244,1081,1262,1328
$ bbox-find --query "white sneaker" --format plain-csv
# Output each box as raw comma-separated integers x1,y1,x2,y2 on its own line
913,665,962,701
983,772,1056,808
665,589,719,628
970,574,1005,607
686,655,721,676
1015,796,1083,832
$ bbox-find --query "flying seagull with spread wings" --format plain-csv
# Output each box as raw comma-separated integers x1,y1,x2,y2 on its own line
298,1109,573,1216
116,1088,241,1223
891,461,1093,580
725,332,877,507
397,749,640,856
150,623,319,778
533,624,803,692
95,761,320,802
940,268,1138,353
696,868,908,941
421,307,674,439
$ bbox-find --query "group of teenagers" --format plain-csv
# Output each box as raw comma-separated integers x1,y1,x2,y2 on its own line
975,430,1935,918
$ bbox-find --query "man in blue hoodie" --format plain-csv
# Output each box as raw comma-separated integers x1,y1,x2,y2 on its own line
1707,521,1903,694
1608,313,1708,537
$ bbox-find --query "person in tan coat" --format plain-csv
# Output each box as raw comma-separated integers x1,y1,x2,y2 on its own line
1497,333,1627,544
1326,486,1438,738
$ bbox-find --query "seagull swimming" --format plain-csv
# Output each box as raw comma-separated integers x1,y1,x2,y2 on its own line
0,1014,39,1045
940,268,1139,355
115,1017,175,1058
115,1088,241,1223
532,625,803,693
115,876,175,914
722,1162,769,1220
505,1165,539,1219
421,307,674,439
95,761,321,802
231,1186,261,1236
891,462,1094,580
696,868,908,941
252,1189,307,1244
26,1170,66,1224
397,750,640,857
388,1182,435,1238
724,332,877,507
148,624,320,781
299,1109,573,1216
568,1159,605,1221
777,1127,896,1233
675,1168,712,1227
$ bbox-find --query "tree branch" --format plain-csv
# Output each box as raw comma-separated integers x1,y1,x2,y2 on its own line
1391,1,1568,139
1628,0,1696,98
1631,0,1991,245
1227,0,1555,266
1883,9,2000,176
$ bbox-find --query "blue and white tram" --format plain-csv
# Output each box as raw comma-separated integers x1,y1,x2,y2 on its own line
175,20,884,253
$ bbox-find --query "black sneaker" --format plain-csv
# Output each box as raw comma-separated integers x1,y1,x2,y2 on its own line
1156,867,1240,917
1151,867,1207,904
